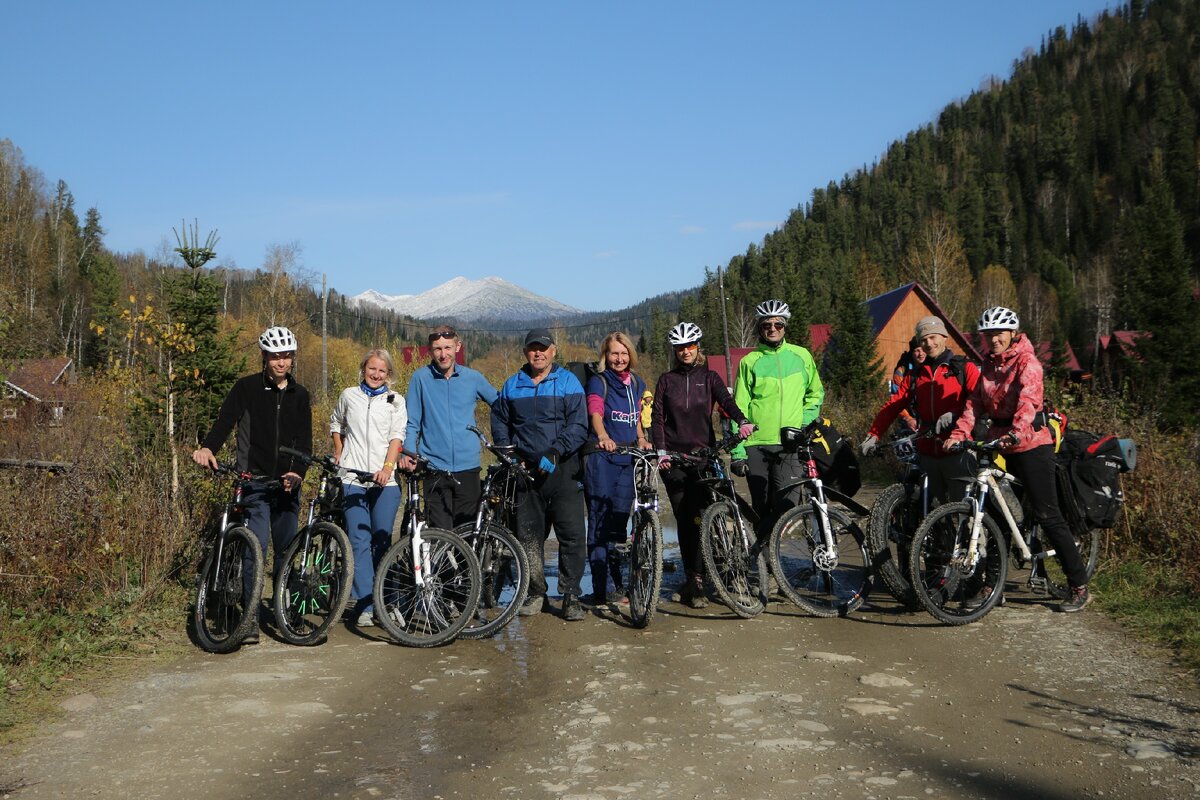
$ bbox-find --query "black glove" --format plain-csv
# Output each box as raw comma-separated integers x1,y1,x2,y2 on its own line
730,459,749,477
538,448,560,475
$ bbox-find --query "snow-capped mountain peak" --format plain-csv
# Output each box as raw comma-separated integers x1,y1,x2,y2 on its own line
350,276,582,322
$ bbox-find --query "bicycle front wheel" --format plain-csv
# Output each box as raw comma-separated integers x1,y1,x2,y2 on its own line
908,501,1008,625
373,528,481,647
1037,524,1102,600
194,526,263,653
770,504,871,617
454,522,530,639
627,509,663,628
700,500,767,618
273,521,353,646
866,483,923,611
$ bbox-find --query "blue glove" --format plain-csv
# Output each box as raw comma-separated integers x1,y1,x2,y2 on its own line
538,449,560,475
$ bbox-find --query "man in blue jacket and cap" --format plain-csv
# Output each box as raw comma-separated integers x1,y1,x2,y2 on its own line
491,328,589,621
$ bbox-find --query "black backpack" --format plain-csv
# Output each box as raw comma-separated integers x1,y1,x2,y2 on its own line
1055,429,1131,532
806,418,862,498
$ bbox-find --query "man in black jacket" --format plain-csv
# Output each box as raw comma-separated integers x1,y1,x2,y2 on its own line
192,326,313,640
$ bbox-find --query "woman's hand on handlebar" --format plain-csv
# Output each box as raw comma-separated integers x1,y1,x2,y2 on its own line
397,454,416,472
281,471,302,492
597,436,617,453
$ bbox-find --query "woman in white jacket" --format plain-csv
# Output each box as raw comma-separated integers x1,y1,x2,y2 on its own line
331,348,407,626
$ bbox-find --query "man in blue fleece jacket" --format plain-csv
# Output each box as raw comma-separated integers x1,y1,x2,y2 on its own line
491,328,589,621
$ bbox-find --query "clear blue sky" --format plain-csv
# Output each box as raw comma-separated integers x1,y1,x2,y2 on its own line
3,1,1117,312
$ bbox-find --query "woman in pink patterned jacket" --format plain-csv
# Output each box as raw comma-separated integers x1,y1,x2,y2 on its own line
945,306,1091,613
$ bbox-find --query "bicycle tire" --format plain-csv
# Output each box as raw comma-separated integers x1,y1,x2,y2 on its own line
627,509,664,628
373,528,481,647
770,504,871,617
908,501,1009,625
273,521,354,646
700,500,767,618
194,526,263,653
866,483,923,611
454,522,530,639
1037,524,1102,600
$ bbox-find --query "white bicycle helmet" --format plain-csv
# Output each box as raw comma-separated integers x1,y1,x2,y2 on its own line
977,306,1020,332
667,322,703,346
755,299,791,321
258,326,297,353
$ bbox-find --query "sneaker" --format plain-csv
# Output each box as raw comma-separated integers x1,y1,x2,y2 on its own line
609,586,629,605
356,610,376,627
688,592,709,610
962,585,999,611
1059,585,1091,613
582,592,607,606
518,594,544,617
562,594,586,622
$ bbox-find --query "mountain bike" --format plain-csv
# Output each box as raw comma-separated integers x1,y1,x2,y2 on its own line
275,446,364,645
192,464,271,653
454,426,532,639
673,433,768,619
767,423,872,617
865,432,927,610
611,445,664,628
373,453,481,647
906,439,1101,625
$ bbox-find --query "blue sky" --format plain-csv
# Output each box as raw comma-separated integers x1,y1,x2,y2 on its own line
3,1,1117,312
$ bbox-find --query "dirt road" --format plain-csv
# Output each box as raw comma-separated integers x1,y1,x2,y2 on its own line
4,520,1200,799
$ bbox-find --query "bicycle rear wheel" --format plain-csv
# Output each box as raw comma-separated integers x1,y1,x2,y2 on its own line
700,500,767,618
373,528,481,647
770,505,871,618
194,526,263,653
866,482,923,610
273,521,353,645
1036,524,1102,600
908,501,1008,625
627,509,663,628
454,522,530,639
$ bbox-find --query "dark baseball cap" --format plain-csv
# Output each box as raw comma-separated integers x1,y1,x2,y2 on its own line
524,328,554,348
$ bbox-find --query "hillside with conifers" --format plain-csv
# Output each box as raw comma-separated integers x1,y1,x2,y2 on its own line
2,0,1200,732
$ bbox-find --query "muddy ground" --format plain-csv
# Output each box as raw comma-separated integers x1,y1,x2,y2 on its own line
4,494,1200,800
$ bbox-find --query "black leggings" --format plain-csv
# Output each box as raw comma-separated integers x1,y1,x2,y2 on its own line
1004,445,1089,588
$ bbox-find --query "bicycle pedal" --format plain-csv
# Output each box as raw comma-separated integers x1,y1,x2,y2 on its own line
1028,576,1048,592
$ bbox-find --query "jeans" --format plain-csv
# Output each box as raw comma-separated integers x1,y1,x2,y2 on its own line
241,481,301,607
514,453,586,598
342,482,402,610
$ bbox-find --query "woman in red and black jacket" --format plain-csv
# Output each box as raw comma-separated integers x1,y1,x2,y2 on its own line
862,316,980,503
650,322,752,608
945,306,1091,613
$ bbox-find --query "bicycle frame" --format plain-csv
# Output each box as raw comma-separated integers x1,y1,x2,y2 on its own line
956,446,1032,572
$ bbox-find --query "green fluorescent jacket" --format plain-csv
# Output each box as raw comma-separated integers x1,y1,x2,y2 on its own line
732,341,824,459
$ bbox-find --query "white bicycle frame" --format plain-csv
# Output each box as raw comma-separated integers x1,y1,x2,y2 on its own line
960,464,1032,571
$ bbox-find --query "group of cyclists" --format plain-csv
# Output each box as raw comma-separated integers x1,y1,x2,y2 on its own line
191,295,1090,643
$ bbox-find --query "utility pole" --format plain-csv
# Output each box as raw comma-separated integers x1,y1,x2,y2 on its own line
717,264,734,388
321,273,328,405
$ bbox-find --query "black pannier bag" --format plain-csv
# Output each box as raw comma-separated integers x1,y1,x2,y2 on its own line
804,419,862,498
1055,429,1131,532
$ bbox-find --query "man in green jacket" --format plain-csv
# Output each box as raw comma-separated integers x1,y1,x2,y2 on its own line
731,300,825,536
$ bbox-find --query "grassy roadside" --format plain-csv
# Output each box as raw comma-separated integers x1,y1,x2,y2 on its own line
1092,558,1200,672
0,586,192,745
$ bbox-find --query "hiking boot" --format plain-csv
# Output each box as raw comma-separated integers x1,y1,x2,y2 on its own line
518,594,544,617
562,594,586,622
962,585,999,611
356,610,376,627
1059,585,1091,613
609,586,629,605
242,627,260,646
582,592,607,606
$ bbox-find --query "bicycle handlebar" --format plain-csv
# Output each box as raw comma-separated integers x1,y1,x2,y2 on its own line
210,462,282,490
278,446,376,483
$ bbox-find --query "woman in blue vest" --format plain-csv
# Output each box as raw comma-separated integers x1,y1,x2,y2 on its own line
584,331,652,604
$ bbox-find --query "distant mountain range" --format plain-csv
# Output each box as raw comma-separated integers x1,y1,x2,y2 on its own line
351,276,583,323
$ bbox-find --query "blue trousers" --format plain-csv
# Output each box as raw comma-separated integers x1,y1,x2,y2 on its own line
584,452,634,597
241,482,301,606
342,482,402,610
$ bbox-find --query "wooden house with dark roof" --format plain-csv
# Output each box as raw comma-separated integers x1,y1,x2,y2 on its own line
1,357,76,426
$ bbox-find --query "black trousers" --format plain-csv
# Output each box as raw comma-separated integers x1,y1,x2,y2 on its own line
745,445,806,537
1004,444,1089,588
514,453,586,598
661,464,707,579
423,469,482,531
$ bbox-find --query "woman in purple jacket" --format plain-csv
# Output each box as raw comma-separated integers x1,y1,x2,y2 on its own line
651,322,752,608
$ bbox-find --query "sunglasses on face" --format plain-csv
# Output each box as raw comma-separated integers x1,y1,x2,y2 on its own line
674,343,698,351
267,352,295,361
760,322,786,331
428,330,458,343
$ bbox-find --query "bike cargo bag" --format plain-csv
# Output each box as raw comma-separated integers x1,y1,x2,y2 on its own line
808,419,862,499
1056,429,1125,532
